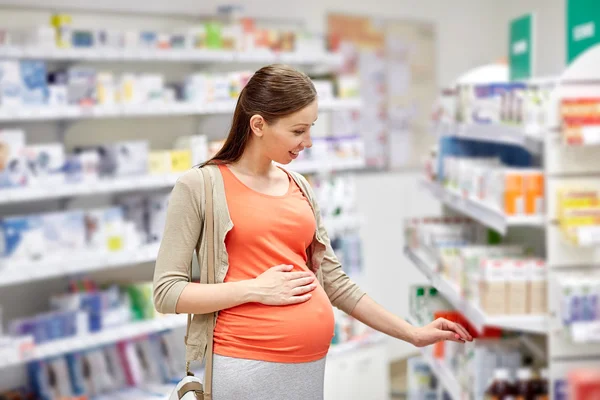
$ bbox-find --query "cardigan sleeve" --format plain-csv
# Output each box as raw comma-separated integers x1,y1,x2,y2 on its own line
153,168,205,314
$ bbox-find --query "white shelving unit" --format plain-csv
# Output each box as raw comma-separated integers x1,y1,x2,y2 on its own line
0,314,188,369
411,51,600,395
0,46,343,66
0,158,366,205
438,122,543,155
0,174,181,204
404,247,547,334
0,243,161,287
0,98,361,122
420,179,545,235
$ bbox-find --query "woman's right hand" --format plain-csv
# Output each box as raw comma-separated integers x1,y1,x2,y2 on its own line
248,264,317,306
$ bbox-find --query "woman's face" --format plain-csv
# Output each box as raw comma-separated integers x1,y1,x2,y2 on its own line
253,100,318,165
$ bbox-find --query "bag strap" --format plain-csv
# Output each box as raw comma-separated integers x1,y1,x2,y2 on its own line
184,167,216,398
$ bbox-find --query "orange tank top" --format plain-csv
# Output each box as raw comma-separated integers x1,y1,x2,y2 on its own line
212,164,335,363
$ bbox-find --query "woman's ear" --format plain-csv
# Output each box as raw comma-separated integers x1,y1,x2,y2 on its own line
249,114,265,137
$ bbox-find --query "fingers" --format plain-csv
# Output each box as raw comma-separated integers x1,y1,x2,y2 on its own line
291,283,317,296
271,264,294,272
290,276,315,287
285,293,312,304
286,271,315,281
455,323,472,341
445,320,472,341
442,330,463,343
436,318,472,342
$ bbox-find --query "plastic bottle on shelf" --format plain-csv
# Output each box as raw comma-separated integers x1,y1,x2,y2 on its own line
515,368,535,400
416,286,426,325
533,369,548,400
485,368,516,400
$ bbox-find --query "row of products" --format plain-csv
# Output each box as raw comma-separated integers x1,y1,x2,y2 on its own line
0,329,188,400
0,12,329,54
0,60,355,109
426,310,548,400
406,217,547,316
557,187,600,246
0,278,156,350
0,130,208,189
560,97,600,146
0,193,169,265
441,155,544,216
484,367,548,400
433,81,554,137
559,275,600,343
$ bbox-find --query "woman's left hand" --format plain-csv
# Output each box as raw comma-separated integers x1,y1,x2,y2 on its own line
411,318,473,348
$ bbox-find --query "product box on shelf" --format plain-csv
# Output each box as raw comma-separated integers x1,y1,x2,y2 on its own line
67,67,97,106
41,210,86,261
0,61,22,107
148,151,172,175
479,259,509,315
561,98,600,145
118,195,149,243
557,188,600,246
174,134,208,166
84,207,127,252
23,143,66,187
0,214,45,263
147,193,169,243
169,150,192,172
0,129,27,188
111,141,149,177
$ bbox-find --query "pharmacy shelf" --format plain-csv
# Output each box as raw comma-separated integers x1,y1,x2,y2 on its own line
420,179,544,235
0,243,160,288
440,123,543,155
0,314,187,369
0,211,362,288
0,174,181,205
404,247,547,334
0,159,367,205
0,46,343,66
0,98,361,122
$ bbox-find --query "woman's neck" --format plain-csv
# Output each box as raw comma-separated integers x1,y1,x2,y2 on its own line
230,140,274,177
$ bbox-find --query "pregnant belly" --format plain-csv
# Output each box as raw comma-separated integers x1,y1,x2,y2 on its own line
213,284,335,363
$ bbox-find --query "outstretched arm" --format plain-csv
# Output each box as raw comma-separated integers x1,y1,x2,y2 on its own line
350,295,472,347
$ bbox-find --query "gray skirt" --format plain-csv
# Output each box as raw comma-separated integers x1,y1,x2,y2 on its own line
211,354,327,400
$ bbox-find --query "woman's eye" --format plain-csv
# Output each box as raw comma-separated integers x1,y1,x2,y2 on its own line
294,130,305,135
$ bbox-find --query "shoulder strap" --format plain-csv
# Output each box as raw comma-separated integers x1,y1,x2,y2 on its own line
201,167,215,397
184,167,215,398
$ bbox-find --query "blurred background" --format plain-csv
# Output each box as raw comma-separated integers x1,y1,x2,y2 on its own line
0,0,599,399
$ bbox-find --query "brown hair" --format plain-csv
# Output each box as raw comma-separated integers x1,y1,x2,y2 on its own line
201,64,317,166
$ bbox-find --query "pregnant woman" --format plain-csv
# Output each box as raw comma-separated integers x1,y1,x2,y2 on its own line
153,64,472,400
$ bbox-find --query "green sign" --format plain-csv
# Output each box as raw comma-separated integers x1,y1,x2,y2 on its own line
509,14,534,81
567,0,600,63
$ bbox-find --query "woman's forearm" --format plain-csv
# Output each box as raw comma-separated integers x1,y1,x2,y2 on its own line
175,280,255,314
350,295,417,345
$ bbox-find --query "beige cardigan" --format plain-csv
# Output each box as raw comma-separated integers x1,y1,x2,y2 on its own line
152,164,366,362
